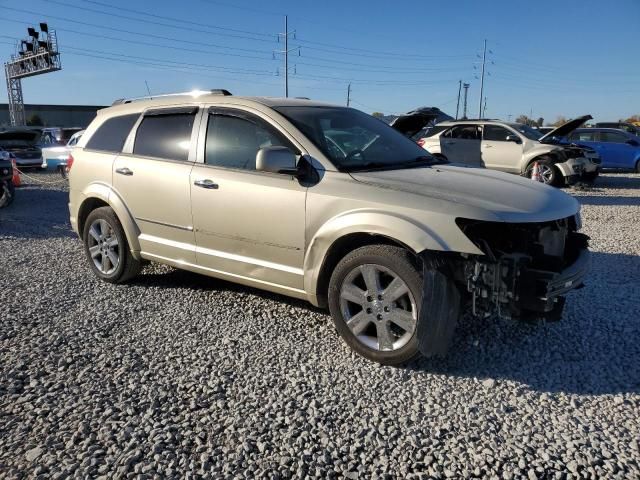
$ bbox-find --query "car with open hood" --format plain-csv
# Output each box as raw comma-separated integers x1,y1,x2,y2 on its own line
69,91,590,365
41,129,84,171
0,128,44,168
393,114,599,186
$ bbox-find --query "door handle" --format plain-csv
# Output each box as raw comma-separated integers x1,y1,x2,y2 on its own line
194,179,218,189
115,167,133,176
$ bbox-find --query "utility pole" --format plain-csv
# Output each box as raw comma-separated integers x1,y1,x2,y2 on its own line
455,80,462,119
482,97,487,118
508,114,512,122
346,83,351,107
478,39,487,119
462,83,470,119
275,15,297,98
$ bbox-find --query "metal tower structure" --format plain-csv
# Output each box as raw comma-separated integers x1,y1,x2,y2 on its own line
4,23,61,126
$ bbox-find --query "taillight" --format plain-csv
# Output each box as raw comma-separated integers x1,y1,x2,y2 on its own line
416,138,426,148
66,154,74,171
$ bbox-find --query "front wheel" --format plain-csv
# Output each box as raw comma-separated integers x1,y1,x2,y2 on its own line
328,245,423,365
83,207,141,283
525,158,562,187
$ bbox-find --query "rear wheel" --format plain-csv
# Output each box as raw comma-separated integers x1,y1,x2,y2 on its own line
83,207,141,283
525,158,562,187
635,160,640,173
328,245,422,365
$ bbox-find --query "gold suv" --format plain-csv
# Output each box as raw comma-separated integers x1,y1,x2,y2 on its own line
69,90,590,365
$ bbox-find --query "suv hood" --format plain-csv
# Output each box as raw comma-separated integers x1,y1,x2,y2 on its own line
350,164,579,223
539,115,592,143
389,107,453,138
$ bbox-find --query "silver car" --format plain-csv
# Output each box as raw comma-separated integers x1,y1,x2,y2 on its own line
69,91,590,365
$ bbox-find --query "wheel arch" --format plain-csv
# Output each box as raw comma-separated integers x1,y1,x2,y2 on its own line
77,184,142,259
304,211,473,308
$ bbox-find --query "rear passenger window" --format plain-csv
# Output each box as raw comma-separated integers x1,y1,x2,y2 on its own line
445,125,481,140
133,110,197,161
86,114,139,153
205,113,290,171
599,131,627,143
571,132,594,142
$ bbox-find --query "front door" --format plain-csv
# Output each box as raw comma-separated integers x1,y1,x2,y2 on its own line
597,130,636,168
481,124,523,173
112,107,199,263
190,108,306,291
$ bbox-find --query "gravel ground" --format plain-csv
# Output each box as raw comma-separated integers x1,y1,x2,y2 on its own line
1,171,639,479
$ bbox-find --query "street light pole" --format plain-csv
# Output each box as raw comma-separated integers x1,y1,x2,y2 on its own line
478,39,486,119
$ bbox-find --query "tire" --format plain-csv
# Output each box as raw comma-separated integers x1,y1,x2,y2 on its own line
525,158,562,187
635,160,640,174
0,181,15,208
328,245,423,365
83,206,141,284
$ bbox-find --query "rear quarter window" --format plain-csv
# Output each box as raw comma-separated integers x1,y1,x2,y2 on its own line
133,111,196,161
85,114,140,153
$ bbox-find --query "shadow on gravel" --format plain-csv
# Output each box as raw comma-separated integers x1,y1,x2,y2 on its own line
594,172,640,190
0,185,73,239
409,251,640,396
576,195,640,206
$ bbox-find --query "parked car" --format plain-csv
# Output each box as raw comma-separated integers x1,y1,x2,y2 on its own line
565,128,640,172
594,122,640,137
0,129,43,168
40,127,84,146
41,130,84,171
69,90,590,365
399,115,599,186
0,149,16,208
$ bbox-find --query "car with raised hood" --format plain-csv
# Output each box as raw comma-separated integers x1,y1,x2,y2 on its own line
69,90,590,365
393,113,600,186
0,128,43,168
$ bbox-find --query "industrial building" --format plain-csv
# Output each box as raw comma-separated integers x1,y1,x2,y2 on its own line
0,103,105,129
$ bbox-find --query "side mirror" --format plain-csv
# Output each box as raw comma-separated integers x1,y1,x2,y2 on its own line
256,146,298,175
626,139,639,147
505,134,521,144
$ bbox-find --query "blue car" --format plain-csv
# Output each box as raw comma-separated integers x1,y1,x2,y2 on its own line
565,128,640,172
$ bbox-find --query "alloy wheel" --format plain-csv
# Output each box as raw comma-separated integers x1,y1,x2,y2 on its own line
87,219,120,274
339,263,417,351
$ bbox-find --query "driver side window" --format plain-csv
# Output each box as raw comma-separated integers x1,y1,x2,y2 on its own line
483,125,513,142
205,113,291,171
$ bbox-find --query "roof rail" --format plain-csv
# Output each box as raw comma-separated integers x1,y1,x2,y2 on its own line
111,89,232,106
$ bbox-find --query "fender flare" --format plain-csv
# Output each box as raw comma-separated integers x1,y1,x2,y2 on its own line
79,183,142,259
303,210,477,302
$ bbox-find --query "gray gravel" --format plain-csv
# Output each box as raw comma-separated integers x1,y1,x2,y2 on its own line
1,171,639,479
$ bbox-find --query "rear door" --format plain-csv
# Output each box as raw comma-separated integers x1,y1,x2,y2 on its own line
440,125,482,166
481,124,523,173
112,106,200,263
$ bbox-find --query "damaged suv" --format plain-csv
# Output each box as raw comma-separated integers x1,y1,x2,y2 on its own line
69,91,590,365
393,113,600,187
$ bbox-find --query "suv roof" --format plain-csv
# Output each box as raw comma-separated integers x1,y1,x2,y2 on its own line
101,90,338,117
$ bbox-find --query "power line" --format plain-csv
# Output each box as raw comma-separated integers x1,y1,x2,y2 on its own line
43,0,276,44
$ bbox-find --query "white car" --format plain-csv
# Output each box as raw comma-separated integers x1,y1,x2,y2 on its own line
393,115,599,187
41,130,84,170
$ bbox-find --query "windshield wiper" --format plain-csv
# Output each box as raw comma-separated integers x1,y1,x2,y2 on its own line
343,162,393,172
395,156,443,168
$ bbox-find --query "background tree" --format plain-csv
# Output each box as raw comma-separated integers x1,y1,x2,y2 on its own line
371,112,385,118
536,117,544,127
515,114,531,125
549,116,568,127
26,114,44,126
623,115,640,124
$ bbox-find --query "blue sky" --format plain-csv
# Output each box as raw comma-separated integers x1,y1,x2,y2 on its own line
1,0,638,123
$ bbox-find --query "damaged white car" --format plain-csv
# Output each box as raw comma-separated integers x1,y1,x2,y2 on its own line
392,112,600,186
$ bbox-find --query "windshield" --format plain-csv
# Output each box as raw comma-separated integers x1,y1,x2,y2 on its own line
274,106,438,171
510,123,544,141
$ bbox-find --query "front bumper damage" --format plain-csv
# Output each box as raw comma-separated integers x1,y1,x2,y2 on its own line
417,216,590,357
